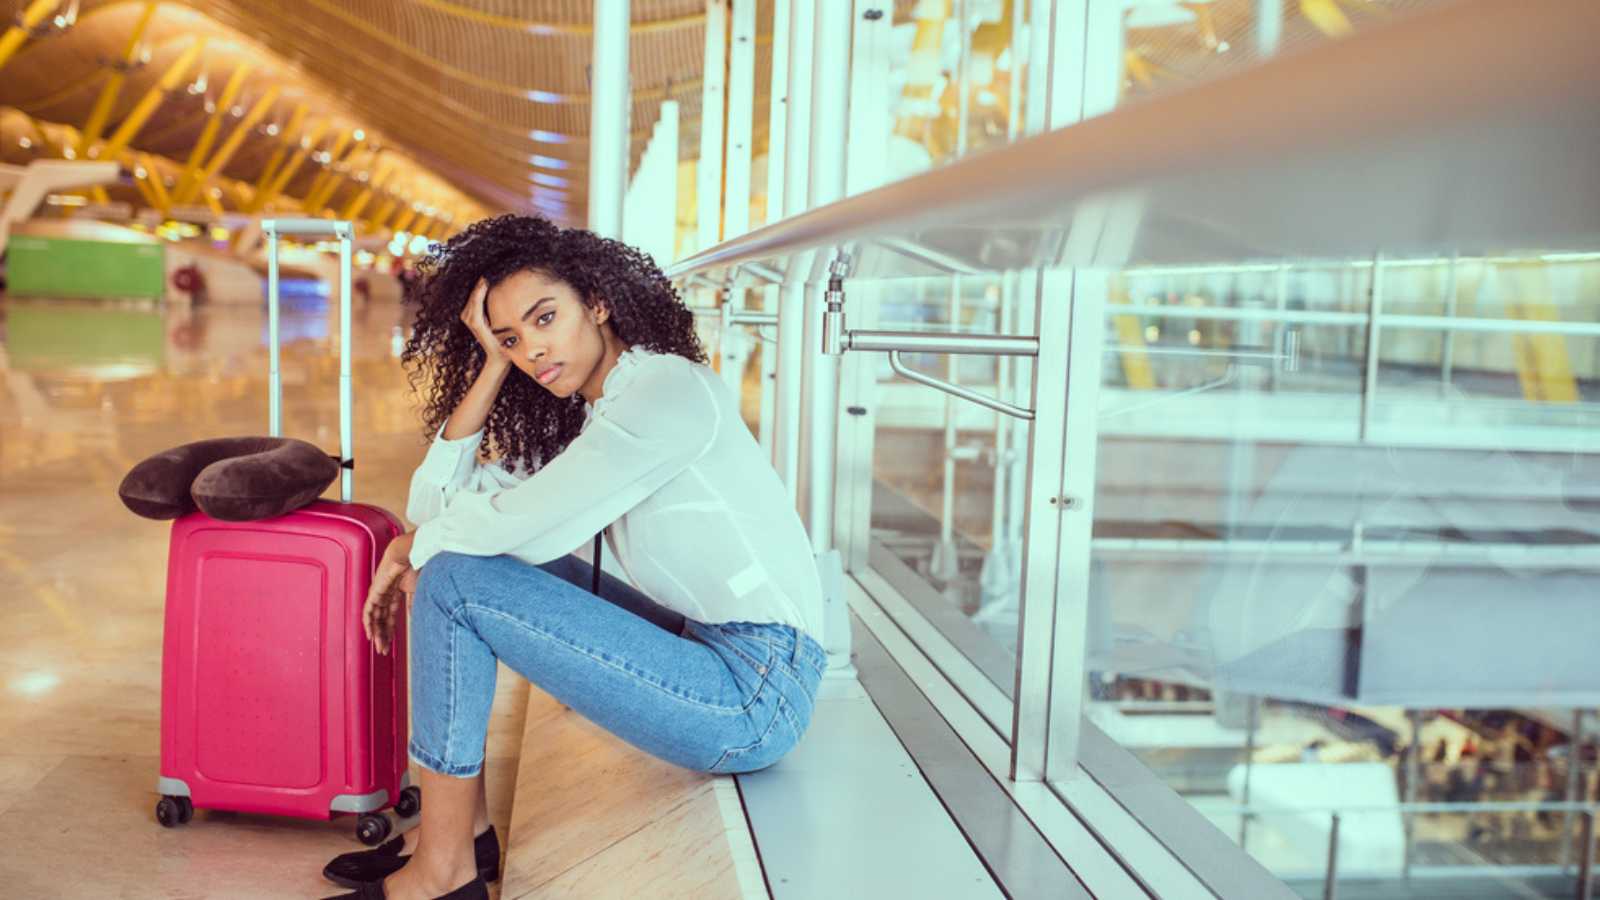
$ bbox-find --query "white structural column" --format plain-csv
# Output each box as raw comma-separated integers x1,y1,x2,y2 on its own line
799,0,853,677
1010,0,1122,783
588,0,630,239
773,0,815,498
1256,0,1283,57
718,0,757,398
756,0,791,458
622,101,679,266
723,0,756,238
798,0,851,549
697,0,728,252
832,1,893,573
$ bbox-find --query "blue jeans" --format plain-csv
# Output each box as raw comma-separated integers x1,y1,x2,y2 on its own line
407,551,827,778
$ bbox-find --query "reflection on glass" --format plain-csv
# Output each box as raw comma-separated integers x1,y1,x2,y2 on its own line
1086,253,1600,894
1119,0,1454,105
887,0,1025,177
870,274,1029,668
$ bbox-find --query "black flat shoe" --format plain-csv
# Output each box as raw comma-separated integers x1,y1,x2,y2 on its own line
322,827,500,889
320,874,489,900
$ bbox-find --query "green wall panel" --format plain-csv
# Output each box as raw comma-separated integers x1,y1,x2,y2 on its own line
6,235,166,300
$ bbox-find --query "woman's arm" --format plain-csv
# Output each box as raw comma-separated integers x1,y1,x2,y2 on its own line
406,278,526,526
408,356,717,569
445,277,513,439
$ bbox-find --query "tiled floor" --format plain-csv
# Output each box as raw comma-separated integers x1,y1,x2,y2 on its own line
0,291,528,897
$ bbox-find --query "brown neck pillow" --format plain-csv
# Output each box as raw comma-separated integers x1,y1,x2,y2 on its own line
118,436,341,522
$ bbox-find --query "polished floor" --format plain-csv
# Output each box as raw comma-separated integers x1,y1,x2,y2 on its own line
0,291,532,897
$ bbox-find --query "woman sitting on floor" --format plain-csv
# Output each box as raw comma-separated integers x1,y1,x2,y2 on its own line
321,214,827,900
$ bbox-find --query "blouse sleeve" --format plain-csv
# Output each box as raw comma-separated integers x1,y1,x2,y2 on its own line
409,356,720,569
404,426,527,527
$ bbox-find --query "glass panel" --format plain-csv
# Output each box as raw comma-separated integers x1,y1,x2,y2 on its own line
887,0,1027,176
868,273,1030,671
1083,252,1600,892
1120,0,1455,105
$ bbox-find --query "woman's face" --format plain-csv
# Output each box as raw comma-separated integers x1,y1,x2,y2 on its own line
485,269,616,402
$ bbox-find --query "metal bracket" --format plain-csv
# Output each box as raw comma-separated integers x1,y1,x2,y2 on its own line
889,351,1035,421
819,250,1038,421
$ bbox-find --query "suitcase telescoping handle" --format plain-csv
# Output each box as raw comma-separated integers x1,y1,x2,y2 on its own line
262,218,355,503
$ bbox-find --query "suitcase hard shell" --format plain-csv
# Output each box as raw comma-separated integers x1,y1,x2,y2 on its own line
159,502,408,822
155,219,414,843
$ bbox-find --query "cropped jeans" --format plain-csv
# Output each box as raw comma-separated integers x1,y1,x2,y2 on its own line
407,551,827,779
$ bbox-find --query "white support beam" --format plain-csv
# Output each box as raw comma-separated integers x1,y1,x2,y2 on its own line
772,1,816,494
0,161,120,255
588,0,630,238
718,0,758,400
697,0,729,251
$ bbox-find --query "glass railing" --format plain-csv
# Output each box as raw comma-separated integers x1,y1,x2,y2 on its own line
666,1,1600,894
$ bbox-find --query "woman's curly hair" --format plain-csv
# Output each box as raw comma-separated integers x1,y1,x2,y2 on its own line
401,214,706,472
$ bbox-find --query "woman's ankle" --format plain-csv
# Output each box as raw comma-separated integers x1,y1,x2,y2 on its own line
412,845,479,891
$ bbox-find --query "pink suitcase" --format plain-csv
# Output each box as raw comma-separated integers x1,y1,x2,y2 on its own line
154,218,416,845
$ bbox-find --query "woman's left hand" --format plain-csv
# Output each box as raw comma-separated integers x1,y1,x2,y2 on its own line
364,531,418,655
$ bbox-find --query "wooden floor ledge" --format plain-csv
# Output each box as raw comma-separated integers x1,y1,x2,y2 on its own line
500,687,761,900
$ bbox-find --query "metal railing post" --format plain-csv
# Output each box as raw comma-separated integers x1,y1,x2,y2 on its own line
1324,813,1342,900
1577,810,1594,900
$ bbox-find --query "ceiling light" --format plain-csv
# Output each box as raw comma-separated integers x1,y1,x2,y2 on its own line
353,129,366,141
529,154,569,170
18,137,32,148
529,129,568,144
230,105,244,117
265,123,280,136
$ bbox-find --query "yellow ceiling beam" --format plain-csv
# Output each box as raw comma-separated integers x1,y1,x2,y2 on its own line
77,1,159,158
252,119,330,213
0,0,58,73
140,154,172,211
1301,0,1354,38
339,155,396,221
304,138,366,214
388,207,420,235
101,36,209,163
174,63,255,205
251,103,308,201
364,197,397,232
129,166,160,209
184,84,280,205
299,128,356,212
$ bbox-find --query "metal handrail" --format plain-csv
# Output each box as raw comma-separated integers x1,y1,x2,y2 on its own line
665,0,1599,282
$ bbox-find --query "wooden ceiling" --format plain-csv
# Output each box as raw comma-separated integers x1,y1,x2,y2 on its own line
0,0,1440,232
0,0,778,228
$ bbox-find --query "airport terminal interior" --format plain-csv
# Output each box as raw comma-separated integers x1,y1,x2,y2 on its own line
0,0,1597,897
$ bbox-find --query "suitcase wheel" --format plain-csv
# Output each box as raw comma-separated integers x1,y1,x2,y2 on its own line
395,785,421,819
357,813,392,846
156,795,193,828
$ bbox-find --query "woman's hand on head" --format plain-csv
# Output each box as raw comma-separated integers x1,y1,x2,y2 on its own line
460,277,510,369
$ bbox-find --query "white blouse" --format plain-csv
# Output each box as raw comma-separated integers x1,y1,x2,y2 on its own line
406,346,825,640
